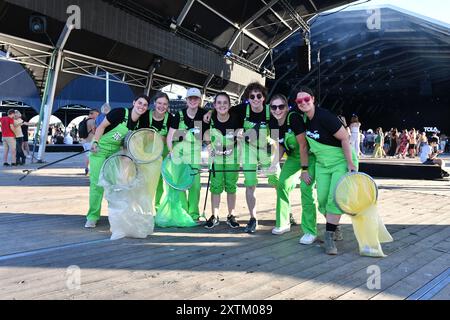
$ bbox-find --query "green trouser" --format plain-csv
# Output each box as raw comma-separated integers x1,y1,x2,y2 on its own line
306,138,359,215
276,153,318,235
86,112,130,222
154,145,169,212
241,142,275,187
210,152,239,195
188,162,201,220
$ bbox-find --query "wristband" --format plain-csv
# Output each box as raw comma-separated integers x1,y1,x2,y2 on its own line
301,165,309,170
92,141,99,145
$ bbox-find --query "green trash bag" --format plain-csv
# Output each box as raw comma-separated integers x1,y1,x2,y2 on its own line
155,154,198,227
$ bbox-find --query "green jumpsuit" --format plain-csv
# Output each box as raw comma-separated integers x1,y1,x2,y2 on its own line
175,111,203,220
303,113,359,215
147,110,170,211
87,109,136,222
209,118,239,195
274,113,318,235
241,104,277,186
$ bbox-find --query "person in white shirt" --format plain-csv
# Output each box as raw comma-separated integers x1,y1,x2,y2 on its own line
64,132,73,145
349,114,361,157
420,137,449,177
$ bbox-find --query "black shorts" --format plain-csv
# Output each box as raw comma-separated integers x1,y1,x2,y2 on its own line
409,144,416,150
423,159,435,165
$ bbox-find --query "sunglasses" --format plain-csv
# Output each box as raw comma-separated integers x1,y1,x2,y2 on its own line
270,104,286,111
295,96,312,104
249,93,263,100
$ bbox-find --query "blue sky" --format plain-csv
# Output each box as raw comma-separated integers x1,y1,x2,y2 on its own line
333,0,450,25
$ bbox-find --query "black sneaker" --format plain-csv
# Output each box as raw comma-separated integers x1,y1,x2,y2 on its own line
226,215,240,228
11,163,17,166
3,163,10,166
204,216,219,229
289,213,298,226
244,218,257,233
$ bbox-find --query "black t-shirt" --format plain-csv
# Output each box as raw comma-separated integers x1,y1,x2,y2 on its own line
171,108,208,130
171,108,209,142
230,103,274,128
105,108,139,134
269,111,305,140
209,112,241,136
304,107,342,147
138,110,178,132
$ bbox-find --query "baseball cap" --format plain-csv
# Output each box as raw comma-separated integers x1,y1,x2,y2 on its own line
186,88,202,98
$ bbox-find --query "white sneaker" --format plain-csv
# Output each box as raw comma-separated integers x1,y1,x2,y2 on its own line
271,225,291,235
84,220,97,228
299,233,317,245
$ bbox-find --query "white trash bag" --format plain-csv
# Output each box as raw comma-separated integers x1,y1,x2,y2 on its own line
98,153,154,240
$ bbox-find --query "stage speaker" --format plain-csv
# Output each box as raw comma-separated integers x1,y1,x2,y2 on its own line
297,39,311,74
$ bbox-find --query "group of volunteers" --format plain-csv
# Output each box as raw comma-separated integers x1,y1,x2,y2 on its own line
84,82,358,255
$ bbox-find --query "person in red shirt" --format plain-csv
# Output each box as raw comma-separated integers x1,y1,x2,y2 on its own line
0,109,17,166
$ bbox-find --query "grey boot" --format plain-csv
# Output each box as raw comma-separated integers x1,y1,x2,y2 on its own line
324,231,338,255
334,225,343,241
289,213,298,226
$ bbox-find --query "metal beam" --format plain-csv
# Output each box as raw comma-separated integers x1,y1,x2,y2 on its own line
176,0,196,26
202,74,214,101
196,0,269,49
308,0,318,11
61,55,148,88
0,39,52,68
279,0,309,31
260,0,292,30
227,0,280,50
36,24,74,162
270,25,302,48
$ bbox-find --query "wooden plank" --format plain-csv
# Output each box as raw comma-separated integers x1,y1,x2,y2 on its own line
2,228,299,299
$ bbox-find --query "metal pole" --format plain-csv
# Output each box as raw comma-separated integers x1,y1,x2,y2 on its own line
36,24,74,162
106,71,110,103
145,66,156,96
31,53,55,163
317,49,321,107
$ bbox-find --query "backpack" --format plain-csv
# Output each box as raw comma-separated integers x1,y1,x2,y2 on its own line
78,117,90,139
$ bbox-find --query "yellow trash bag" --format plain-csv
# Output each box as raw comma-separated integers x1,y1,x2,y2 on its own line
334,172,393,257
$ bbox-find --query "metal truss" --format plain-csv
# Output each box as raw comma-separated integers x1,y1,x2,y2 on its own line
0,35,52,69
226,52,275,79
151,72,240,103
0,100,32,108
61,51,149,88
279,0,310,32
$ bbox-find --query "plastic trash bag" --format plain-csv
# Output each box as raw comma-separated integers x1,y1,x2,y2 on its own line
156,152,198,227
351,206,393,257
99,152,157,240
334,172,393,257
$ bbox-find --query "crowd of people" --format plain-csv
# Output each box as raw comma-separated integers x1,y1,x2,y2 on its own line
346,125,448,159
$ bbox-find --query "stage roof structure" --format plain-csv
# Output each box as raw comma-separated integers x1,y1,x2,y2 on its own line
268,5,450,133
0,0,358,102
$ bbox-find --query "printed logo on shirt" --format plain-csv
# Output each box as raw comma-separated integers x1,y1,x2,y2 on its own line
306,130,320,140
113,132,122,141
225,132,235,140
